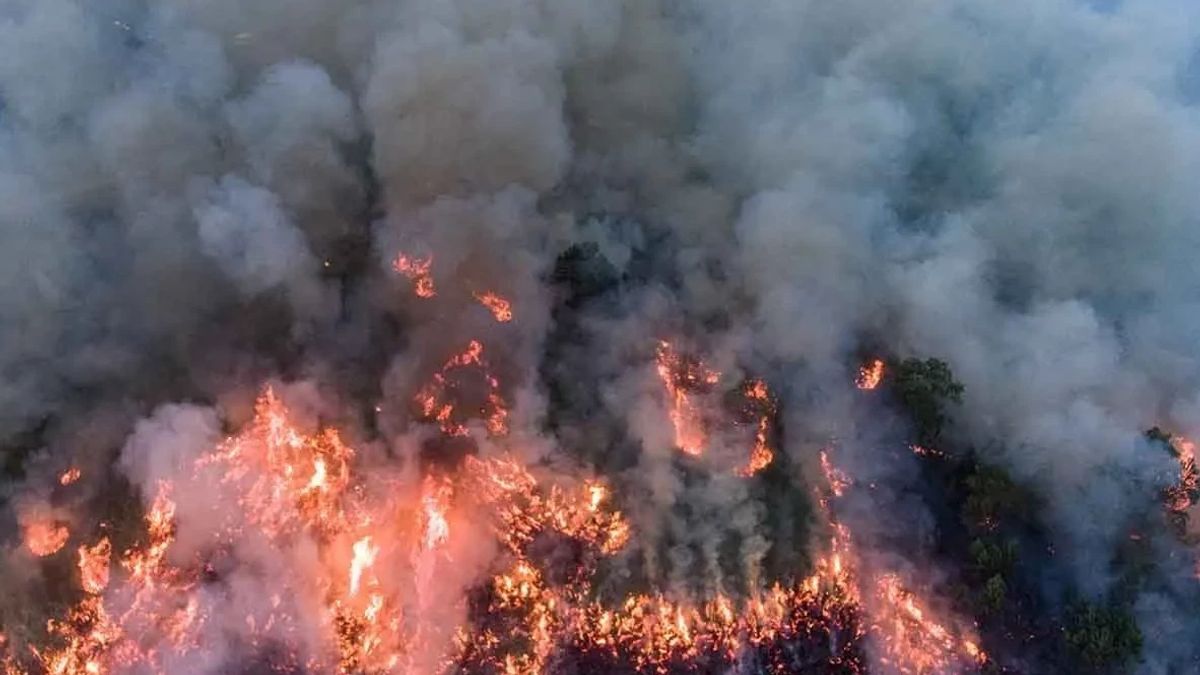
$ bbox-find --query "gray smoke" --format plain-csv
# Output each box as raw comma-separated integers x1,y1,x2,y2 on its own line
2,0,1200,671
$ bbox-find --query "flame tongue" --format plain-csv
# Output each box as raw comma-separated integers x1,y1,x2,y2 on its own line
856,359,885,390
420,477,452,551
473,291,513,323
349,536,379,597
655,341,718,456
736,378,776,477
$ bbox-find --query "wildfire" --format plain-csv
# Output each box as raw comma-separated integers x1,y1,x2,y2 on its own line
23,518,69,558
856,359,886,390
473,291,513,323
59,467,81,486
392,252,436,298
654,341,719,456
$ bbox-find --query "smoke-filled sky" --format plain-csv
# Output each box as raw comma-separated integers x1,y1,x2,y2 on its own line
2,0,1200,672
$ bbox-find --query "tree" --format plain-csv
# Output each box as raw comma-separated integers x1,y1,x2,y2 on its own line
891,358,964,447
1064,602,1143,671
980,575,1007,615
969,538,1018,578
549,242,620,305
963,465,1030,532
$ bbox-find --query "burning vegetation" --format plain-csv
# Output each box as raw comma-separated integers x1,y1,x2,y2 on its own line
2,377,987,675
0,338,1003,675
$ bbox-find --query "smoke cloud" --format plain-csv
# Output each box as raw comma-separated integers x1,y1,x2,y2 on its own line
2,0,1200,672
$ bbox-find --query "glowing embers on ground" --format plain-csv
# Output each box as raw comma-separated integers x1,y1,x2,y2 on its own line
856,359,886,391
392,252,436,298
414,340,510,437
909,445,946,459
653,342,776,476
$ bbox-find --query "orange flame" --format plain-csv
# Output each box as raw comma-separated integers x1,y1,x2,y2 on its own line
873,574,988,673
78,538,112,595
815,447,987,674
1167,435,1198,514
8,387,983,674
59,467,82,486
856,359,886,390
393,252,436,298
23,518,69,557
420,478,452,551
473,291,513,323
655,341,719,456
737,379,776,477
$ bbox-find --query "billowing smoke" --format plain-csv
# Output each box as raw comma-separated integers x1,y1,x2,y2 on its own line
2,0,1200,672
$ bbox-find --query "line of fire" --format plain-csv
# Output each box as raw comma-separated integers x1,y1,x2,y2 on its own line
2,253,1193,675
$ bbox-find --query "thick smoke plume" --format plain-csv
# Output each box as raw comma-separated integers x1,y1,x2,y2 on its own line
2,0,1200,672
